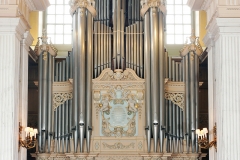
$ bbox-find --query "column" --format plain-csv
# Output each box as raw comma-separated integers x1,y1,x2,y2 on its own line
0,18,30,160
205,18,240,160
18,31,34,159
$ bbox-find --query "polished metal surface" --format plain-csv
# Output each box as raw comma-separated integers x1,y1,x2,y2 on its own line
144,11,151,153
100,23,104,72
109,27,112,68
190,52,196,153
86,11,93,153
130,25,133,69
168,57,172,152
184,54,190,153
150,7,159,152
139,21,143,78
38,53,43,152
47,54,53,153
171,60,176,152
42,52,48,152
133,23,137,72
65,57,70,152
126,26,129,68
72,12,79,153
121,10,124,69
104,25,107,69
158,11,165,153
77,7,86,152
113,10,117,70
132,0,135,23
94,22,98,78
136,21,140,75
97,22,101,75
195,54,199,153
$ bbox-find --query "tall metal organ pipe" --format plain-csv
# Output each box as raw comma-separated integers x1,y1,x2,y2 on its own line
35,0,203,156
144,11,151,153
86,10,93,153
150,7,159,152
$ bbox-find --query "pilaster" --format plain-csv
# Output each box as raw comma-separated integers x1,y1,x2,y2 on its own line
0,18,31,160
18,31,34,160
204,18,240,160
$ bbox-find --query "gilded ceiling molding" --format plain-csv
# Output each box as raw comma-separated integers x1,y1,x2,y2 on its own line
140,0,166,17
69,0,96,17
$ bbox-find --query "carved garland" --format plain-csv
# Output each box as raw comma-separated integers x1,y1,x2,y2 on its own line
102,142,135,150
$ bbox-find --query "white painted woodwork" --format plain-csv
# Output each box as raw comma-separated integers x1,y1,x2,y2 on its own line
204,18,240,160
18,31,34,160
0,18,33,160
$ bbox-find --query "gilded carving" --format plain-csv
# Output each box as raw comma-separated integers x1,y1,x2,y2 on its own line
95,141,100,150
69,0,96,17
93,68,145,137
53,92,73,110
165,93,184,110
140,0,166,17
102,142,135,149
180,30,203,58
94,68,144,82
138,141,143,150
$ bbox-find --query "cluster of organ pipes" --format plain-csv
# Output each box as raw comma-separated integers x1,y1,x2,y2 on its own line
36,0,203,154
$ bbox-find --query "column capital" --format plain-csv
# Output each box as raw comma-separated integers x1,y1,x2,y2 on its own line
69,0,96,17
204,18,240,49
0,18,29,40
21,31,34,51
140,0,166,17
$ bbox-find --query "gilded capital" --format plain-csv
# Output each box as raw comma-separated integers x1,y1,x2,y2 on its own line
69,0,96,17
140,0,166,17
180,30,203,57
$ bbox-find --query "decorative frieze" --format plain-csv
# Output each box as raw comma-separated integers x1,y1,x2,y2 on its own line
102,142,135,150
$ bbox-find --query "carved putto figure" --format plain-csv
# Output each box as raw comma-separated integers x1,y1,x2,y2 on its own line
127,95,138,113
100,96,110,112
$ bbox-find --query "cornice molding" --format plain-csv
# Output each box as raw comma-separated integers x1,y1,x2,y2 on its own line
31,0,50,11
204,18,240,49
25,0,37,11
0,5,18,17
187,0,205,11
0,18,28,40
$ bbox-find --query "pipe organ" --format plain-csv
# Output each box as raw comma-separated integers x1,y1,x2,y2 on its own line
33,0,206,159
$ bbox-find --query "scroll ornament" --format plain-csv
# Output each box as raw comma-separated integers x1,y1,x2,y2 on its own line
140,0,166,17
53,92,73,110
102,142,135,150
69,0,96,17
165,93,184,110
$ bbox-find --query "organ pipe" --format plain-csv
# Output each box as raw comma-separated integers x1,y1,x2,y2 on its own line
144,11,151,153
35,0,203,156
86,10,93,153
